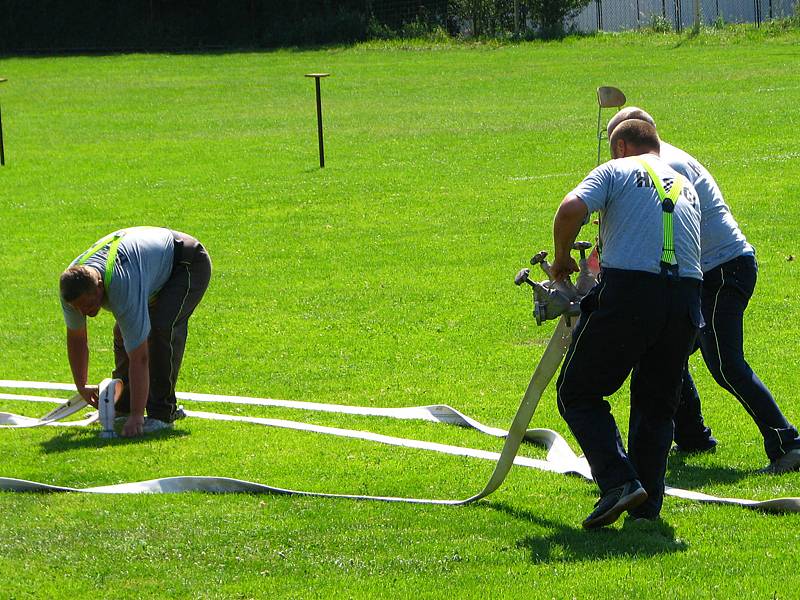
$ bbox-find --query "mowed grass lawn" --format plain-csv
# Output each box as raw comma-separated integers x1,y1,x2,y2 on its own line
2,27,800,598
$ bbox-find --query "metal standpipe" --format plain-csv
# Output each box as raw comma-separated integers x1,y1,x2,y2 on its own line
98,379,121,438
305,73,330,168
596,86,626,165
0,77,7,166
515,242,596,327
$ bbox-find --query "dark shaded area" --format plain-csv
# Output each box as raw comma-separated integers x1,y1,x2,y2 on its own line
666,450,753,487
39,427,188,454
488,501,688,562
0,0,448,54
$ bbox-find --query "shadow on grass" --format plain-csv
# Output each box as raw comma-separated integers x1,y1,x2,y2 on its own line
39,428,189,454
666,451,751,487
487,501,688,563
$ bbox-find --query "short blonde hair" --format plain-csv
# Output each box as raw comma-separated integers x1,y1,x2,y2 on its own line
609,119,660,153
607,106,656,139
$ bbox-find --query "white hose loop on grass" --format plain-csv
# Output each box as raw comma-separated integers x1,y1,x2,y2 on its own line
1,315,799,513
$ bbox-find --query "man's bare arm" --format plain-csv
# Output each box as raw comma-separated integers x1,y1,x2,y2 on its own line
66,327,98,406
550,193,588,281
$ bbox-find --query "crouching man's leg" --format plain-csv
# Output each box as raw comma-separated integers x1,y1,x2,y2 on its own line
112,322,131,414
147,235,212,423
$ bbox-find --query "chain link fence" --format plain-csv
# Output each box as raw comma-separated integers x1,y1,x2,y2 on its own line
569,0,797,32
0,0,796,52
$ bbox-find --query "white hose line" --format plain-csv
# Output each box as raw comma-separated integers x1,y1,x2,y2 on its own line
1,316,799,512
1,317,575,504
0,393,91,427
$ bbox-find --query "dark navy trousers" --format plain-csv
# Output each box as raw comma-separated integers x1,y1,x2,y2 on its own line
556,268,701,519
674,254,800,460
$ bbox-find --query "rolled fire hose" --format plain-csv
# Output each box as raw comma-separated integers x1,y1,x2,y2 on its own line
1,317,799,513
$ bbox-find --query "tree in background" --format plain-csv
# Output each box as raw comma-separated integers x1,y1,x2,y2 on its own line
524,0,592,36
445,0,591,38
447,0,515,36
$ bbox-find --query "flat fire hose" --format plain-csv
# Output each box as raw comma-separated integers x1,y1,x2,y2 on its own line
1,316,799,512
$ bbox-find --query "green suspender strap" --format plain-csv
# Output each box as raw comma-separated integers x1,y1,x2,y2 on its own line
75,231,126,290
634,157,684,267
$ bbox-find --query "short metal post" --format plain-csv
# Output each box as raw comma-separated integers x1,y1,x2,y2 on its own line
0,77,6,166
0,103,5,167
305,73,330,168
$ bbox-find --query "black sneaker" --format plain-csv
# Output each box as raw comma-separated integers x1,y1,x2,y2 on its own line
757,448,800,475
673,436,718,454
582,479,648,530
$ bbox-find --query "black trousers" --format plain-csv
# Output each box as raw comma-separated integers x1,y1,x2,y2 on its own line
556,268,701,518
113,233,212,422
674,254,800,460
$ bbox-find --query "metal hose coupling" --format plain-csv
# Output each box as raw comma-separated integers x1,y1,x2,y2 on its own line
515,242,596,326
98,378,123,438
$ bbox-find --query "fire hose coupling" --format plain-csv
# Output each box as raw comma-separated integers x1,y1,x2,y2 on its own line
515,242,596,326
573,240,598,296
98,378,123,438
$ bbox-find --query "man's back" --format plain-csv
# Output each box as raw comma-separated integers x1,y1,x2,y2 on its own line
660,141,753,271
571,154,702,280
62,226,175,351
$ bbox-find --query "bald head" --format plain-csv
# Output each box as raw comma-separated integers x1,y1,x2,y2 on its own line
606,106,656,139
608,119,660,159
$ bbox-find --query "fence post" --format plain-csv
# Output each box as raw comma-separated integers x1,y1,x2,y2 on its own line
596,0,603,31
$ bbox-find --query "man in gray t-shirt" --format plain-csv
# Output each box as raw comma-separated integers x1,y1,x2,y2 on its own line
550,119,703,528
60,226,212,437
607,108,800,474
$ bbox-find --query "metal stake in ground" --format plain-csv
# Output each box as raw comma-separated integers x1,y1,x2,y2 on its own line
0,77,7,166
305,73,330,168
596,86,626,165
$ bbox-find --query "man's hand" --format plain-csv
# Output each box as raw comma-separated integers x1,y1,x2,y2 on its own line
121,415,145,438
550,255,580,282
77,384,99,408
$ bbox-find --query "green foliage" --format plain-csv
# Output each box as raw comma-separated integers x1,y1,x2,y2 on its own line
0,0,376,52
448,0,517,36
525,0,593,37
648,13,675,32
446,0,592,39
2,30,800,597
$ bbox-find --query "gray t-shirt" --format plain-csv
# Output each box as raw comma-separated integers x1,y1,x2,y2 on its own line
571,154,703,280
660,141,753,272
62,227,175,352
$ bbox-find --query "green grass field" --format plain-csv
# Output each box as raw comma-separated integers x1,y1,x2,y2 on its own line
2,26,800,598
